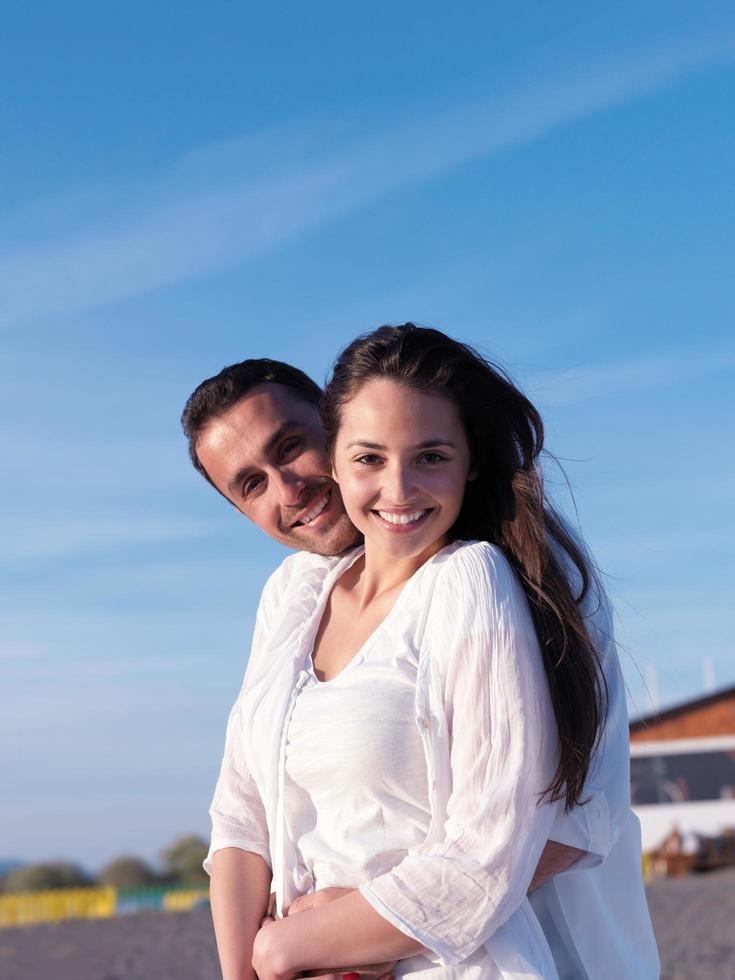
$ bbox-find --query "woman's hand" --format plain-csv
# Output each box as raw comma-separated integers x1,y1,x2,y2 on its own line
253,887,397,980
252,916,295,980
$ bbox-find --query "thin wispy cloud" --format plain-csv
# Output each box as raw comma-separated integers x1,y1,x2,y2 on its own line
0,642,45,663
0,427,194,494
531,343,735,406
1,31,734,328
577,472,735,505
1,516,212,565
595,527,734,563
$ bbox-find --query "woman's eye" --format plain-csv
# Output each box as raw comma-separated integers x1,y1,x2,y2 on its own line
355,454,382,465
419,452,446,464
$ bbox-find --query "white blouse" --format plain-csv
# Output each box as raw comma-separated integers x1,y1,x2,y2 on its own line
206,541,659,980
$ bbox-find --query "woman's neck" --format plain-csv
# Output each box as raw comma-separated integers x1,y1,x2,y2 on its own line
352,534,450,609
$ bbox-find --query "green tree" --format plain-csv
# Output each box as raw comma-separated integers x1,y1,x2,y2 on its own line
5,862,91,892
98,856,158,889
160,834,209,885
0,861,23,893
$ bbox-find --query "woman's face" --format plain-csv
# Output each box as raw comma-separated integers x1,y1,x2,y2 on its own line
333,378,474,563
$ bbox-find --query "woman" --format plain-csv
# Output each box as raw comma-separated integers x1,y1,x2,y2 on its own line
206,324,656,980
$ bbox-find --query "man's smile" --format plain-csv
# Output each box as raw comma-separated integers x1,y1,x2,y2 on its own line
289,487,333,528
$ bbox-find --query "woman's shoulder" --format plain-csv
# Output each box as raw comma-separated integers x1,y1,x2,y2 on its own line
417,540,524,629
429,539,517,591
417,542,536,675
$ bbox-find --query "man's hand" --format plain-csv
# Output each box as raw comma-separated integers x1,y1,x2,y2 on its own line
286,887,353,915
259,891,277,929
255,886,397,980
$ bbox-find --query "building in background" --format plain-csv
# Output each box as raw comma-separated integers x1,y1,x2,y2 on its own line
630,685,735,855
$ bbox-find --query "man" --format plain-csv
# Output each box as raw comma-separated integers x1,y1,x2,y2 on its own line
183,359,358,558
182,357,659,979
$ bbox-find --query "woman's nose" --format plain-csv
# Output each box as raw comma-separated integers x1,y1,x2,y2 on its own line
383,463,415,503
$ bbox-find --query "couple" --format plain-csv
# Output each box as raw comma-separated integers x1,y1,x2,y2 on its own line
181,324,659,980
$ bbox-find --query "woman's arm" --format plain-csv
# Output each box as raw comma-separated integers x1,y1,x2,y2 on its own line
253,890,422,980
252,839,583,980
257,836,582,980
211,848,272,980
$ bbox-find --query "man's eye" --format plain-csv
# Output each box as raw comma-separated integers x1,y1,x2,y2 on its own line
244,476,264,496
280,437,302,460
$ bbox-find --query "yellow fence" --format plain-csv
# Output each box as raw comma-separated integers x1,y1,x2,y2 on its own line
0,886,116,928
162,887,210,912
0,884,211,929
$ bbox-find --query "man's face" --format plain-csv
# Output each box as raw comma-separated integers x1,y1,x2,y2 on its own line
195,383,359,555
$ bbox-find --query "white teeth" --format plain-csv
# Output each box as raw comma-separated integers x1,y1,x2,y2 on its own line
297,493,329,526
377,509,428,525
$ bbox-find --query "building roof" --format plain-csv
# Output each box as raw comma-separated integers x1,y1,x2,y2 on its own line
630,684,735,734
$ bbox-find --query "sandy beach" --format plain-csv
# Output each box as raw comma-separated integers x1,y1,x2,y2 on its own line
0,870,733,980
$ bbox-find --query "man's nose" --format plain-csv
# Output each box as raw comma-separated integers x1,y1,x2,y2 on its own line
273,467,307,506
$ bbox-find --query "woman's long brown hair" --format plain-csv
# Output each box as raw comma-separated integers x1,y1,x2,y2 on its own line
321,323,606,811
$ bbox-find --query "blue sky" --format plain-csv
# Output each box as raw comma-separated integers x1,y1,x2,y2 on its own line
2,2,734,868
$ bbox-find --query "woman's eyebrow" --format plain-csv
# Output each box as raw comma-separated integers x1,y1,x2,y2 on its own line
345,438,457,450
346,439,385,450
415,439,457,449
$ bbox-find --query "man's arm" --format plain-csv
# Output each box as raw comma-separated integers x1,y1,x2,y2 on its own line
544,581,632,868
529,841,585,892
210,848,272,980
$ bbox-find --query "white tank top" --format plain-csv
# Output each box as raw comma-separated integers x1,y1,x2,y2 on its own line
282,630,432,896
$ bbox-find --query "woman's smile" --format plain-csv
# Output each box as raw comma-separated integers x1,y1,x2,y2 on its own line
371,507,434,532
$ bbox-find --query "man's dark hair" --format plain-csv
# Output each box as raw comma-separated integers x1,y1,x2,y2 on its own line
181,358,322,490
